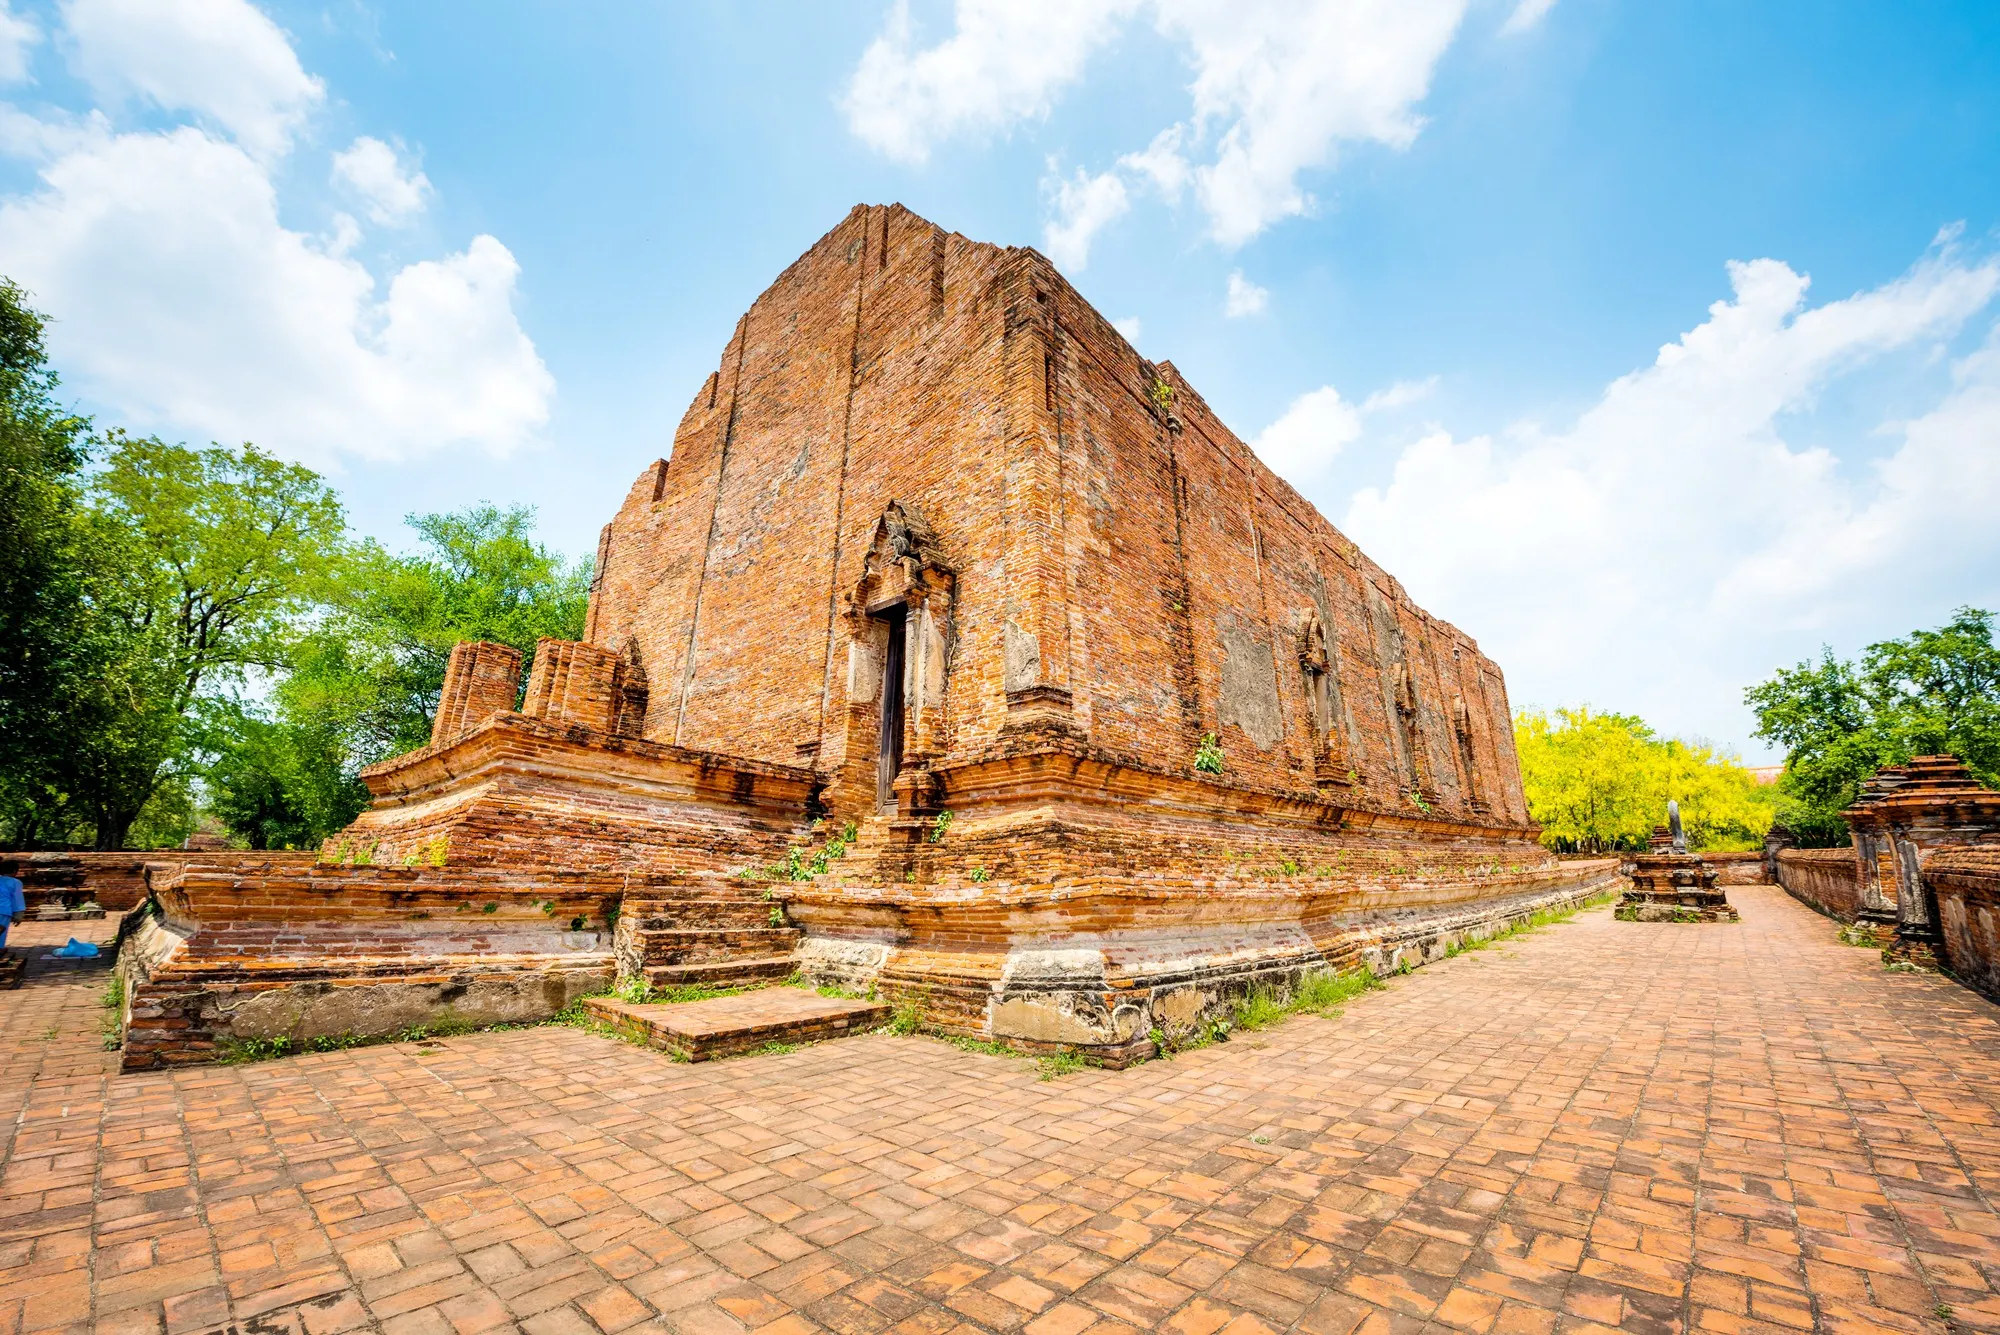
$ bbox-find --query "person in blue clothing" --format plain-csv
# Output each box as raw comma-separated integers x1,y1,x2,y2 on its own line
0,870,23,950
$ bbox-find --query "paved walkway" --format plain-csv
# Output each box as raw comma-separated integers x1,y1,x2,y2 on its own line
4,888,2000,1335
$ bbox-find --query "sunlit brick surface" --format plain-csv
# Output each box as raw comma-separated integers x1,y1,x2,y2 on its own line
6,889,2000,1335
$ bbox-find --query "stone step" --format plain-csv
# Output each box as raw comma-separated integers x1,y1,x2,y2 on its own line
642,956,797,989
634,926,801,965
583,988,889,1061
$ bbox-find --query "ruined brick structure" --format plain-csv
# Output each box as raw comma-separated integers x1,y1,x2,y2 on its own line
1768,756,2000,995
114,204,1618,1067
1842,756,2000,966
1616,823,1738,923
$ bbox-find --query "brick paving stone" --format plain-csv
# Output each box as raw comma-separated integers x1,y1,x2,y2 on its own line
7,891,2000,1333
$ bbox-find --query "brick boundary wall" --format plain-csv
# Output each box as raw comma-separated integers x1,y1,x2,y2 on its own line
1928,847,2000,1004
1703,851,1773,886
0,850,319,913
112,858,685,1069
1776,848,1865,921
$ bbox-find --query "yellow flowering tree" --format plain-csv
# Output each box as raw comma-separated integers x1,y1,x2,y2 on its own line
1515,707,1776,853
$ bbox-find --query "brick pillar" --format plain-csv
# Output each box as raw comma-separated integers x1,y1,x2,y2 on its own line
431,642,523,748
523,639,627,734
997,253,1078,738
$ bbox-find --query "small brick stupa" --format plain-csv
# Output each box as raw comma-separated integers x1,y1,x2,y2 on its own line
116,205,1620,1068
1617,802,1739,923
1843,755,2000,967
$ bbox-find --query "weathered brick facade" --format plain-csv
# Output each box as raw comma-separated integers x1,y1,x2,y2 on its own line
588,203,1528,823
108,205,1621,1067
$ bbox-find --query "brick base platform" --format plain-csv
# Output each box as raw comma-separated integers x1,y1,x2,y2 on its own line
1616,850,1740,923
9,890,2000,1335
582,988,890,1060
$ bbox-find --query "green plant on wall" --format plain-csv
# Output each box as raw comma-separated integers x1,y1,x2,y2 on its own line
1148,377,1175,414
1193,733,1225,775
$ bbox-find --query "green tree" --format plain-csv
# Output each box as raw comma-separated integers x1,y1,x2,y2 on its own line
1746,608,2000,845
199,504,589,851
1516,706,1775,853
72,434,349,848
0,278,99,847
278,504,590,766
199,702,368,851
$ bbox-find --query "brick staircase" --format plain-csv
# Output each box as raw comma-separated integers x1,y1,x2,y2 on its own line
620,883,801,990
833,813,920,882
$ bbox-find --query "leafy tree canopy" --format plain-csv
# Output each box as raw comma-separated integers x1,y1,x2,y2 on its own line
0,274,590,853
1515,706,1776,854
1746,607,2000,845
0,279,96,846
281,504,592,767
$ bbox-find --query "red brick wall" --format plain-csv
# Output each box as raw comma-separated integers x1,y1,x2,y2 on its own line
1776,848,1865,920
0,850,319,912
1704,851,1772,886
587,203,1528,830
1929,847,2000,1003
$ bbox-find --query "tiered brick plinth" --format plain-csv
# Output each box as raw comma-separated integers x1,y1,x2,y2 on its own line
102,204,1642,1068
582,988,889,1060
1617,852,1739,922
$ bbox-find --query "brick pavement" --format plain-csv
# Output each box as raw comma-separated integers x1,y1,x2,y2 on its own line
3,887,1999,1335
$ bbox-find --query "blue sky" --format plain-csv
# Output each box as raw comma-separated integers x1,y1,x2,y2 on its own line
2,0,1997,760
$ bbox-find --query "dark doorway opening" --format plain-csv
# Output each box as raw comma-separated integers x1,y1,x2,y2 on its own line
876,605,907,811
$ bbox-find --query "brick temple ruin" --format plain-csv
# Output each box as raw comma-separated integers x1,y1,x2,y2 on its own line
113,204,1619,1068
1773,755,2000,999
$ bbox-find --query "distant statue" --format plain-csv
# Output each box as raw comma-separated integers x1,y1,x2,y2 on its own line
1667,800,1686,854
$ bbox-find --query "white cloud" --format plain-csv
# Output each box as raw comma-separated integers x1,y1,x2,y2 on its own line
1118,124,1191,199
1113,315,1142,344
843,0,1137,165
332,135,431,225
846,0,1467,250
0,125,551,463
1041,165,1128,271
1157,0,1468,245
1253,375,1438,487
1224,269,1268,317
60,0,323,159
1336,243,2000,753
0,2,551,464
1253,384,1363,482
1360,375,1437,412
1498,0,1556,36
0,1,39,83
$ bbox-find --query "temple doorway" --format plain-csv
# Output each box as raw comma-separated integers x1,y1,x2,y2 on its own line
876,605,906,810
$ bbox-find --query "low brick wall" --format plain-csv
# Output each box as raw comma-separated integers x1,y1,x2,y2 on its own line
787,858,1625,1062
1703,851,1771,886
1777,848,1864,921
1929,848,2000,1004
113,858,658,1069
0,850,318,912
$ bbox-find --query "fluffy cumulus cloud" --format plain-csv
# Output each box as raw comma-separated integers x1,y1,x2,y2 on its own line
0,1,38,82
1041,165,1129,270
1224,269,1268,317
1253,385,1362,482
61,0,324,158
843,0,1138,165
1155,0,1467,245
0,0,551,463
332,135,431,225
846,0,1469,258
1498,0,1556,36
1320,241,2000,751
